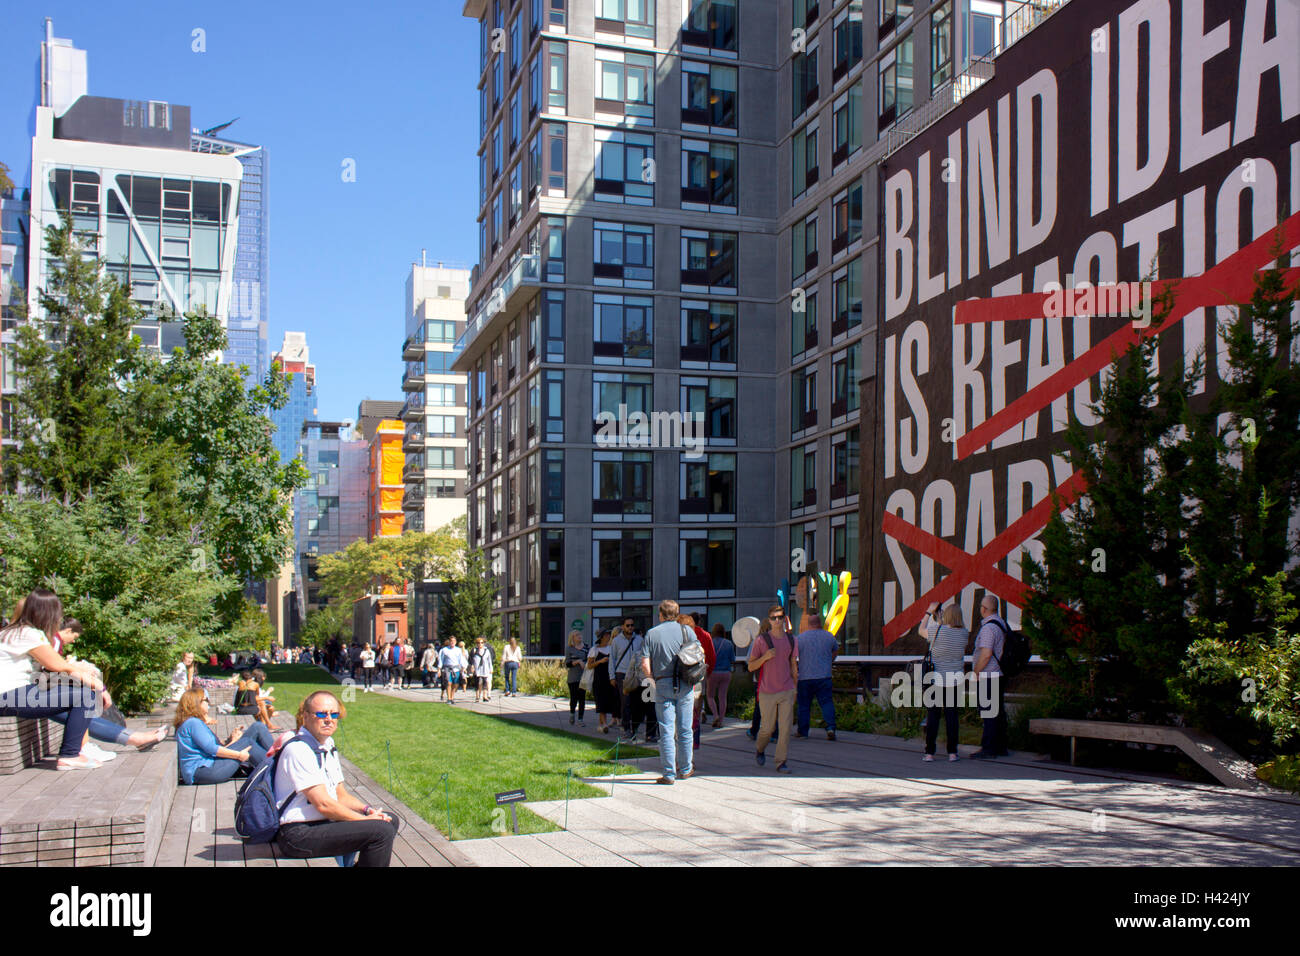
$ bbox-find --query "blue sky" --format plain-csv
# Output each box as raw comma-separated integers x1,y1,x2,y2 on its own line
0,0,480,424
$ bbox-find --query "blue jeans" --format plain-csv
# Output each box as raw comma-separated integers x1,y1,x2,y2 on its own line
796,678,836,736
654,681,694,780
504,662,519,694
189,722,274,785
0,683,99,759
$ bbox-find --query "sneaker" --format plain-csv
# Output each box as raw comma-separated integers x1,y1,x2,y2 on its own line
922,754,935,762
56,755,101,771
655,776,675,785
680,769,695,780
776,763,792,774
826,730,837,742
755,751,766,767
83,743,117,762
948,754,960,762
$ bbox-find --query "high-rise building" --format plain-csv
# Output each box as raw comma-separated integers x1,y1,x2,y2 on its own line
293,421,368,619
456,0,779,653
357,399,406,541
0,183,29,472
192,127,269,388
26,22,244,353
270,331,319,464
402,259,471,534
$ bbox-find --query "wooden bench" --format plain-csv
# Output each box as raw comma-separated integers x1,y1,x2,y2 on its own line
0,716,58,776
1029,717,1263,790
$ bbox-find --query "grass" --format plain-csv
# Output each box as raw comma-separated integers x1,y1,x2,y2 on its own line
259,664,654,840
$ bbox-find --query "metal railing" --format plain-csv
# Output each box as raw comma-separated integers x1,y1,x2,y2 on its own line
454,254,540,355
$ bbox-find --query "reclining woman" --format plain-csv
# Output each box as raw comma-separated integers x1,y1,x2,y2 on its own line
0,589,166,769
173,688,275,785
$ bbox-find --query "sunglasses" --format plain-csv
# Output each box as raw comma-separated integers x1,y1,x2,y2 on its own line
312,711,342,720
769,614,785,620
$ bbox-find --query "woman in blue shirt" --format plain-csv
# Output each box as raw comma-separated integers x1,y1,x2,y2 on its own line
706,624,735,728
173,688,274,784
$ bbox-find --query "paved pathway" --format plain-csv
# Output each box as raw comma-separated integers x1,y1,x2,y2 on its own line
356,683,1300,867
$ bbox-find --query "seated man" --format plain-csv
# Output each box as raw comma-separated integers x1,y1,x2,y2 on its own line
273,690,401,867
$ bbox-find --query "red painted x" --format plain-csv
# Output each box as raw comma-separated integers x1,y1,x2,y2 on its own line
881,212,1300,645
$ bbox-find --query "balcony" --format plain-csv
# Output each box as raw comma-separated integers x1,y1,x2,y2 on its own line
401,392,425,421
402,333,424,361
402,360,426,392
452,254,540,367
403,455,425,481
402,481,426,512
403,423,425,451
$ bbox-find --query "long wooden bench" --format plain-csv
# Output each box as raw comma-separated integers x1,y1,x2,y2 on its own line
0,717,57,775
1029,717,1263,790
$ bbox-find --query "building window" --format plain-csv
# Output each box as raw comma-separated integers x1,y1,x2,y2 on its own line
594,371,652,419
832,179,863,252
508,165,522,227
681,140,736,212
680,230,736,292
792,0,818,29
791,364,817,432
549,0,566,28
510,92,521,149
596,0,655,39
831,257,862,336
544,216,565,281
544,369,564,441
792,121,818,199
543,290,565,361
529,59,541,118
831,513,859,573
544,449,564,519
831,426,860,498
544,529,564,598
880,0,913,35
679,529,736,592
680,300,736,366
931,1,953,90
791,213,817,281
593,530,652,594
594,129,654,205
682,376,736,441
594,295,653,363
429,478,457,498
527,129,542,198
427,447,457,469
682,62,737,130
792,45,819,120
545,122,566,194
547,41,567,111
595,50,656,120
833,3,863,82
510,17,522,75
790,443,817,510
594,221,654,287
594,451,653,517
493,55,503,107
832,81,862,166
831,342,860,418
792,289,818,357
878,35,914,130
427,383,457,406
492,127,502,178
681,453,736,517
684,0,737,54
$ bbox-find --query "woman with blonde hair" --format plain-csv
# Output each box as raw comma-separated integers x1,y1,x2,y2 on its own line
922,603,969,762
563,630,588,725
173,688,275,784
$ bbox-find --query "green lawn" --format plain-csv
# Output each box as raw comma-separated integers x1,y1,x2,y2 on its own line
260,664,653,840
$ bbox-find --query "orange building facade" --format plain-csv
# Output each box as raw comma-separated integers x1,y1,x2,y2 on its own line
368,417,405,542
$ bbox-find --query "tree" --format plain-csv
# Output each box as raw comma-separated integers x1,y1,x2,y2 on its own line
0,162,14,194
297,601,351,649
225,599,276,655
0,464,234,713
316,529,463,605
443,549,498,643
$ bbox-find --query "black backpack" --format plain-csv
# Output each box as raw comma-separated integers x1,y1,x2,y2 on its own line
990,619,1031,678
234,739,319,844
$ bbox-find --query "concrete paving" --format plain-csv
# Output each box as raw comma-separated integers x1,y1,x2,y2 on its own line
352,680,1300,867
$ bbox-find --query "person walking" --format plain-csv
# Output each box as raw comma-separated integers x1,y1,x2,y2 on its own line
502,636,523,697
922,604,969,762
749,605,798,773
971,595,1011,759
641,600,696,785
563,630,588,725
420,642,438,689
795,611,839,741
438,638,461,704
471,637,494,702
707,624,734,727
587,629,617,734
360,643,376,690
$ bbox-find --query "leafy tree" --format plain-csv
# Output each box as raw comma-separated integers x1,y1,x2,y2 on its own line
297,601,351,650
225,598,276,655
443,549,498,643
0,162,13,194
317,530,462,605
0,464,233,712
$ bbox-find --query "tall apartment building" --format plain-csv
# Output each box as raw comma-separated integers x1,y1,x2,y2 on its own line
455,0,1058,653
456,0,782,653
293,421,369,619
0,184,29,473
26,23,244,353
402,260,471,534
270,331,320,464
192,127,269,387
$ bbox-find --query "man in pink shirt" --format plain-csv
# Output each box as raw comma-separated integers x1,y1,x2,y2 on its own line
747,604,798,773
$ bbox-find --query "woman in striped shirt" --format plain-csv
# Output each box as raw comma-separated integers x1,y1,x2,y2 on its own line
922,604,969,762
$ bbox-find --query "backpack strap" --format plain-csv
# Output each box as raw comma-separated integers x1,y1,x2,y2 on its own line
275,737,325,817
988,618,1010,666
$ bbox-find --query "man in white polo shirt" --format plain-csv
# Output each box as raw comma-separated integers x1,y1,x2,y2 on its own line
273,690,401,867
